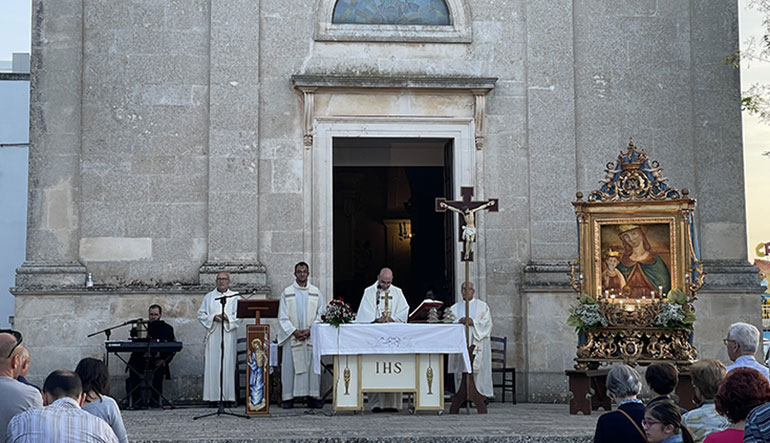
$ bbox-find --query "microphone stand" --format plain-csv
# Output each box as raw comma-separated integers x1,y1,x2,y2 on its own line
194,293,248,420
88,319,141,340
89,319,142,373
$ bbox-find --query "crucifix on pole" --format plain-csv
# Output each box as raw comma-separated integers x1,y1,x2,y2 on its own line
435,186,498,415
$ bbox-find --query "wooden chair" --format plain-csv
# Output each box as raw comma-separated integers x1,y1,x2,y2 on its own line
490,336,516,404
235,337,247,406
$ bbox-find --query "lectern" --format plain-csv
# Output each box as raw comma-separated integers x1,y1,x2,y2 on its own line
237,299,279,417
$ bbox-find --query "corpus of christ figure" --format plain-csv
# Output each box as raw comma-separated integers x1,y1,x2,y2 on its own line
435,187,499,262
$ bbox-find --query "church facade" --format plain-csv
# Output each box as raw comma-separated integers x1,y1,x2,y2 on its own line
13,0,761,402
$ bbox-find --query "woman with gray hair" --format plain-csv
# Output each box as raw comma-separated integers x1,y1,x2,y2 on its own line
594,364,647,443
724,322,769,380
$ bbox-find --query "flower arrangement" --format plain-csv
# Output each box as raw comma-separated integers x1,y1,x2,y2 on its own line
321,298,356,327
654,288,696,330
567,293,608,334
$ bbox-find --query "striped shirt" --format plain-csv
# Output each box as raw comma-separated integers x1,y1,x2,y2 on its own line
745,402,770,443
7,397,119,443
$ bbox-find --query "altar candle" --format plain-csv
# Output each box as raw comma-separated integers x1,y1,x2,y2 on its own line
659,286,663,298
598,286,602,296
650,290,656,299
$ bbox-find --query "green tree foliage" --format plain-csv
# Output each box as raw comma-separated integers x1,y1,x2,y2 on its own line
727,1,770,125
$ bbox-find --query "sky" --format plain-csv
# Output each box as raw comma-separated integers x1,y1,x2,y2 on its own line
0,0,30,61
740,1,770,262
0,0,768,261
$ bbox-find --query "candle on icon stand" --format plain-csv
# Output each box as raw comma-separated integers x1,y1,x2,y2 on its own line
658,286,664,298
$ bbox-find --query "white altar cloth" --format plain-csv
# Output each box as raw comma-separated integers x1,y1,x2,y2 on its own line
310,323,471,374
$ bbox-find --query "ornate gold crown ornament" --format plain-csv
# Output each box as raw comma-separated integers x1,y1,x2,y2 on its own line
589,138,681,202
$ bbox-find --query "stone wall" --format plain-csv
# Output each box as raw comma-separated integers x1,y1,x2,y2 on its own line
14,0,759,403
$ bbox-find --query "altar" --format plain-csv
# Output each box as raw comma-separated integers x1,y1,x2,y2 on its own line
311,323,471,413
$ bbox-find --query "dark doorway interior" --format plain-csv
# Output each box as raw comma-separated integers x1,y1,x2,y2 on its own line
332,138,452,312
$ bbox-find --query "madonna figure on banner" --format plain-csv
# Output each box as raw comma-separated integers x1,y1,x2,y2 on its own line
615,224,671,298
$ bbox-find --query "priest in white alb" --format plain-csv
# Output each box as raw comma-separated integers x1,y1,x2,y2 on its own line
197,272,242,402
276,261,326,409
448,281,494,399
355,267,410,412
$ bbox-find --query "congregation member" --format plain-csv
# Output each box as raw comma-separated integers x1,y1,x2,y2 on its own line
723,322,769,380
76,358,128,443
643,399,695,443
744,401,770,442
126,304,176,408
0,331,42,437
593,364,646,443
646,362,686,413
447,281,493,400
277,262,325,409
7,370,118,443
681,359,729,443
198,272,242,403
356,267,409,412
706,367,770,443
16,348,39,391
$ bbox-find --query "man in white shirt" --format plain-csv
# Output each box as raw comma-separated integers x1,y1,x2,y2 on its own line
447,282,494,399
197,272,242,403
277,262,325,409
356,268,409,412
0,331,43,438
724,322,770,380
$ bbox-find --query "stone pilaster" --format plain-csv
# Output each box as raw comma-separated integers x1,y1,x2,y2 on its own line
199,0,266,287
525,0,578,262
16,0,86,288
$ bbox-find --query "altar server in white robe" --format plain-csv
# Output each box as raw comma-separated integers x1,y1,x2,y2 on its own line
356,267,410,412
448,281,494,398
277,262,326,409
197,272,242,402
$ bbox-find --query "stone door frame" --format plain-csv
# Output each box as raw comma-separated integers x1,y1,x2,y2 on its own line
307,116,483,302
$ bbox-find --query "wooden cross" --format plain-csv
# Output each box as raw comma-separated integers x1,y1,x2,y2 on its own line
435,187,498,262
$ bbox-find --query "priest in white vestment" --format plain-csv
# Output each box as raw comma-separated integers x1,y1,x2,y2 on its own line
355,267,410,412
277,262,326,409
197,272,242,402
448,282,494,398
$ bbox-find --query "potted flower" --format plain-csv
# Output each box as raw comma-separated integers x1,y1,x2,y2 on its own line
654,288,696,331
321,298,356,327
567,293,609,340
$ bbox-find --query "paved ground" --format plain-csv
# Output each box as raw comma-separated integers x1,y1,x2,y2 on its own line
122,403,600,442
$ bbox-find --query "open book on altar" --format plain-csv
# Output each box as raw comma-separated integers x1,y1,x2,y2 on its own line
408,299,444,322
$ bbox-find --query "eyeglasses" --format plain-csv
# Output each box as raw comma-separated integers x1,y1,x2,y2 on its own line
0,329,22,358
723,338,735,346
216,278,230,281
641,419,661,428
